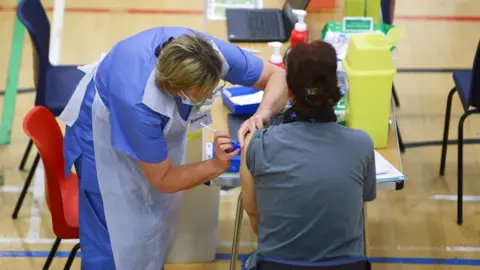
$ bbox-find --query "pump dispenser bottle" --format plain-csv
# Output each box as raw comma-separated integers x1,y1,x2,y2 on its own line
268,42,284,68
291,9,309,46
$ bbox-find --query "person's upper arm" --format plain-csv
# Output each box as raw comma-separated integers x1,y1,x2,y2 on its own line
363,143,377,202
208,36,264,86
109,98,169,164
240,131,260,216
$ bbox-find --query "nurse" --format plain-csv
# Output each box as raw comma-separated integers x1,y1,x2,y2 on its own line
59,27,287,269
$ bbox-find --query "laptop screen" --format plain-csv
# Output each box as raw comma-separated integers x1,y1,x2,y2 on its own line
282,0,310,32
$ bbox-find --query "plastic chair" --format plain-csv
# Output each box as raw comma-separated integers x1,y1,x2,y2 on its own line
21,106,80,269
439,39,480,225
13,0,84,219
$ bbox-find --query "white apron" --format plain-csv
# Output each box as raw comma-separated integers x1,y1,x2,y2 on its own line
59,54,199,269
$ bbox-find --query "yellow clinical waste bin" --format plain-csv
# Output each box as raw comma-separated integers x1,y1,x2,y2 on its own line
342,28,403,148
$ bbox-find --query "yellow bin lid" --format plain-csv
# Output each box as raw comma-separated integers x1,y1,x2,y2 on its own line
343,28,404,72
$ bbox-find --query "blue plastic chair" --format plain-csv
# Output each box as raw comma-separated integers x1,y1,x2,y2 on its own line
12,0,85,219
439,39,480,225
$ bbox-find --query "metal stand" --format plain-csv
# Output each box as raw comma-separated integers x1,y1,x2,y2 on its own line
64,243,81,270
43,237,61,270
392,84,400,107
18,139,33,171
229,192,244,270
12,153,40,219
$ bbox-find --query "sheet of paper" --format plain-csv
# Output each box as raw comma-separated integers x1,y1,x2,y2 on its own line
375,151,406,183
207,0,263,20
325,30,386,61
229,91,264,106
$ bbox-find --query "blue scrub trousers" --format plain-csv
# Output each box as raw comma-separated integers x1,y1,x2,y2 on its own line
75,157,116,269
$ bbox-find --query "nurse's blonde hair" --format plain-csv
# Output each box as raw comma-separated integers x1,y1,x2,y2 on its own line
155,34,223,99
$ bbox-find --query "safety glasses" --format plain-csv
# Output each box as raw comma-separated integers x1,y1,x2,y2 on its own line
183,80,227,106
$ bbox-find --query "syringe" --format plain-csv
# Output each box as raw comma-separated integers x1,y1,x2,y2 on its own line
200,123,240,148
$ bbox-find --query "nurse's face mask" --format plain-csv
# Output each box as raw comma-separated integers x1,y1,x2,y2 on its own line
181,80,226,107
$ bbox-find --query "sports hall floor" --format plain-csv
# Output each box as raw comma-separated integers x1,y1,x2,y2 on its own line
1,0,480,269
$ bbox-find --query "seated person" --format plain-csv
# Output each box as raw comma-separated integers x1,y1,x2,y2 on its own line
240,41,376,270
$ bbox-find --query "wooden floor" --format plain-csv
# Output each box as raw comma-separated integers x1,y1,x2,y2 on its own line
1,0,480,269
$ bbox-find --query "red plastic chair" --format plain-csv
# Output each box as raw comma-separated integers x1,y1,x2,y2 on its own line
22,106,80,269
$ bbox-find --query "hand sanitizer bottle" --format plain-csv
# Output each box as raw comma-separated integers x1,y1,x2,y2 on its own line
290,9,309,46
268,42,284,68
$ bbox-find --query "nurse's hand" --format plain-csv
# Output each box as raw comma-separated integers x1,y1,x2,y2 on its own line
213,131,240,170
238,109,272,147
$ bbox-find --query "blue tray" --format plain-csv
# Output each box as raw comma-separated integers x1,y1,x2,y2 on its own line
221,86,260,115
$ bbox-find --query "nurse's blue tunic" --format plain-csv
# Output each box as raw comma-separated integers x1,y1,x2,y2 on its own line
63,27,263,268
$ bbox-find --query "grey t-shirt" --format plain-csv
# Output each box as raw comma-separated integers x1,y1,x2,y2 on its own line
245,122,376,266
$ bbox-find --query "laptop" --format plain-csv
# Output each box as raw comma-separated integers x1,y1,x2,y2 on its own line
225,0,311,42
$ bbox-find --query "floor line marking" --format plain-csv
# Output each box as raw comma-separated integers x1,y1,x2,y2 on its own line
396,15,480,22
0,238,78,244
1,237,480,254
1,5,480,22
404,138,480,148
218,241,255,248
49,0,65,65
1,250,480,266
27,163,45,239
0,0,25,145
0,5,203,15
430,194,480,202
397,68,470,73
368,245,480,252
0,185,32,193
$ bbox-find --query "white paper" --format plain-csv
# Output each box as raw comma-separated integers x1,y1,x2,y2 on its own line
375,151,406,182
324,30,386,62
207,0,263,20
229,91,264,106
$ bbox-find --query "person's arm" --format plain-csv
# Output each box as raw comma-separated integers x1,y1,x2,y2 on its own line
239,132,259,235
249,62,288,123
138,156,226,193
211,36,288,115
137,130,239,193
207,35,288,146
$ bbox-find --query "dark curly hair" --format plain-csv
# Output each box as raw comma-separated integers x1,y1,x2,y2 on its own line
284,41,340,119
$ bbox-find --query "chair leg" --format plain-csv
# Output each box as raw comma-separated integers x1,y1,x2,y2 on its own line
396,121,405,153
392,83,400,107
229,192,244,270
12,153,40,219
440,87,457,176
63,243,81,270
43,237,61,270
19,139,33,171
456,109,479,225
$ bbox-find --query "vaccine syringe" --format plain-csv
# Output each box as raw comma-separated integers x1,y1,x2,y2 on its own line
200,123,240,148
